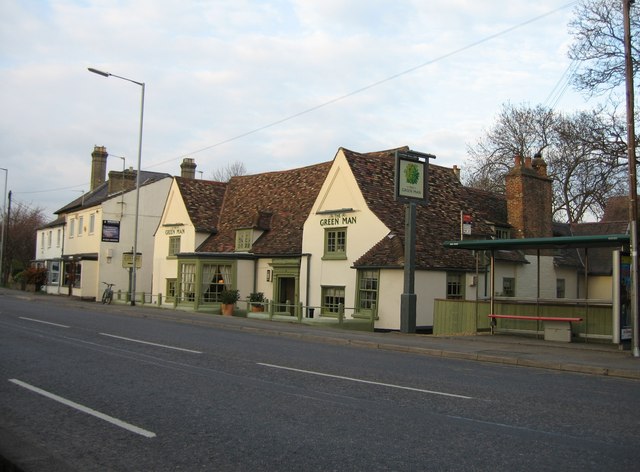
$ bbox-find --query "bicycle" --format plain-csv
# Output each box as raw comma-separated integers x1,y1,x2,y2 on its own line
101,282,115,304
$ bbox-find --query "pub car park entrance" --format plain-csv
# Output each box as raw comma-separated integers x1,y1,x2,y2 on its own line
439,234,631,345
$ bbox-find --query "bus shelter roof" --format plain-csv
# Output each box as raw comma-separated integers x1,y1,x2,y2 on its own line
443,234,630,251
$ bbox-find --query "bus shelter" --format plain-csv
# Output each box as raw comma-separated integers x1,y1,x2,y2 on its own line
443,234,631,344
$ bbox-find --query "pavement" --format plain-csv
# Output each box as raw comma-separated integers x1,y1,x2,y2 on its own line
2,287,640,381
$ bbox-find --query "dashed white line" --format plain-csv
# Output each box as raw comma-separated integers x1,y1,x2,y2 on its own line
19,317,70,328
257,363,473,399
9,378,156,438
99,333,202,354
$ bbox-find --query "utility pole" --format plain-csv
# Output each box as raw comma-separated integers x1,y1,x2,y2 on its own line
623,0,639,357
3,191,11,285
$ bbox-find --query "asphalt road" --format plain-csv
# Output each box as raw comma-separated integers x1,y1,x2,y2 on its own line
1,296,639,471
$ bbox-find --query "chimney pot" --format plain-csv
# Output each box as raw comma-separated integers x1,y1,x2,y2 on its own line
180,158,197,179
90,145,108,191
514,154,522,167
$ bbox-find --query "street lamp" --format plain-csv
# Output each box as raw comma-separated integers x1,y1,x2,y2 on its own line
0,167,7,285
89,67,145,306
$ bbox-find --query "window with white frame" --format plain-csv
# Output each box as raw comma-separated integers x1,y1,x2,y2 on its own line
89,214,95,234
56,229,61,247
47,231,52,248
78,216,83,236
48,261,60,285
69,219,75,238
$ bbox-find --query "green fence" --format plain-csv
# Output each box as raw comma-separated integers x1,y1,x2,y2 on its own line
434,299,613,341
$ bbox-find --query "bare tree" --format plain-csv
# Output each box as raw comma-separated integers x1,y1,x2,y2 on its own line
568,0,640,95
465,103,627,223
2,199,47,283
209,161,247,182
465,103,556,194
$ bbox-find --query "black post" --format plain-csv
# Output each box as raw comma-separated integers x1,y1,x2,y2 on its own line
400,202,417,333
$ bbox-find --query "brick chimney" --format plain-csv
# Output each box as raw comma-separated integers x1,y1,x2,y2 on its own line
180,158,197,179
505,153,552,240
107,167,137,195
90,145,108,191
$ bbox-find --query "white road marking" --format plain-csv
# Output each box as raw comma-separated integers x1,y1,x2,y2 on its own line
99,333,202,354
8,378,156,438
19,317,69,328
258,363,473,399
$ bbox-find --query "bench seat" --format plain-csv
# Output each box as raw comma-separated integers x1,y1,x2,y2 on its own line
488,314,583,342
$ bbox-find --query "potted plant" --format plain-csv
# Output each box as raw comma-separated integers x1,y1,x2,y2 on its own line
220,289,240,316
249,292,265,312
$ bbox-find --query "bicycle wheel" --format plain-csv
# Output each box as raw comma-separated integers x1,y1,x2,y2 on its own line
102,289,111,304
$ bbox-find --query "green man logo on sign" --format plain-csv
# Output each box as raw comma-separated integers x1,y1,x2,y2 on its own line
404,162,420,184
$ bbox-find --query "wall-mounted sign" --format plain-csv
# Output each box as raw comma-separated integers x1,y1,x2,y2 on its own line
394,150,435,205
122,252,142,269
462,214,472,235
102,220,120,242
319,214,357,226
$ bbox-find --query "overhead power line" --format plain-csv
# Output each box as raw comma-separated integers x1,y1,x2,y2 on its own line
146,1,578,171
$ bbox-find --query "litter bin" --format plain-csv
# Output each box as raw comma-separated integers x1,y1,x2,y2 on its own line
308,308,314,318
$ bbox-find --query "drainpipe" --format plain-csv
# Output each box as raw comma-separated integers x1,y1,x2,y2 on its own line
303,253,311,316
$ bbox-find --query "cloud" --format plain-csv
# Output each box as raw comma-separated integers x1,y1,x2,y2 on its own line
0,0,590,217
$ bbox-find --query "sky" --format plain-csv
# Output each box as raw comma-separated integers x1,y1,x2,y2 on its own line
0,0,598,219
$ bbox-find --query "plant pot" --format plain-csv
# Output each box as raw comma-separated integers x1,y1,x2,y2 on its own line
251,305,265,313
221,303,234,316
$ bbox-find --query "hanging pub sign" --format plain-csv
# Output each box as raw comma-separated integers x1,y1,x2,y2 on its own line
102,220,120,242
394,150,435,205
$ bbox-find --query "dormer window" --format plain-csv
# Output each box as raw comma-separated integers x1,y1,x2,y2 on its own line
235,229,252,252
494,227,511,239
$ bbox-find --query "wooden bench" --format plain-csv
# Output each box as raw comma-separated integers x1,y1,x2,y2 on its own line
488,314,583,342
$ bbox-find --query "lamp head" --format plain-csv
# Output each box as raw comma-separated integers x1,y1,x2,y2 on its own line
88,67,110,77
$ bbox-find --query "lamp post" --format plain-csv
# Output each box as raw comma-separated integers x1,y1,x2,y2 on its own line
89,67,145,306
0,167,7,286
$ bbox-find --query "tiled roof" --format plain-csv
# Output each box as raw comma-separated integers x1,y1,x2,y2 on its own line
569,221,629,275
55,170,170,215
38,215,66,230
345,147,503,271
196,161,332,255
601,196,629,222
175,177,227,233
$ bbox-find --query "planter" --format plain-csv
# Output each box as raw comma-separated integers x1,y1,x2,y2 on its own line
251,305,265,313
221,303,235,316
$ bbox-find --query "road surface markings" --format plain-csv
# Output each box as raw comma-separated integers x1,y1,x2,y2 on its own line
8,378,156,438
99,333,202,354
258,363,472,399
19,317,69,328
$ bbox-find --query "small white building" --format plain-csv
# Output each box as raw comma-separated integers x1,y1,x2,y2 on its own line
34,216,65,293
47,146,172,300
